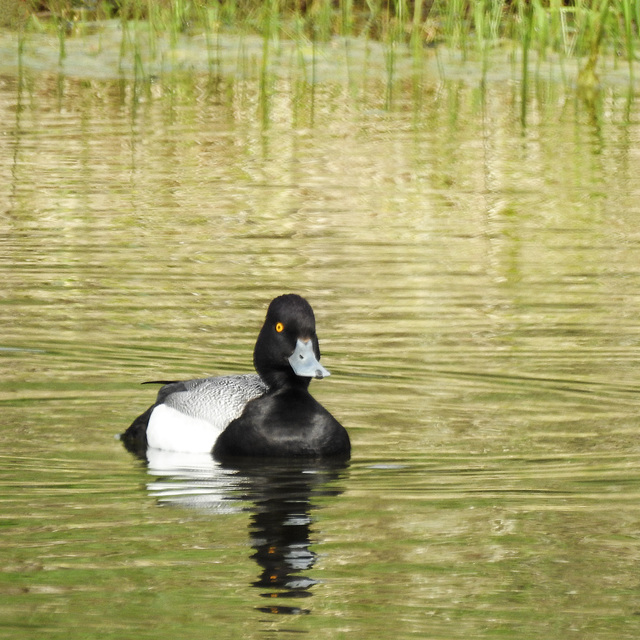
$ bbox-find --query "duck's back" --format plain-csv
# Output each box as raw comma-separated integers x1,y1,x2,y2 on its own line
161,374,267,425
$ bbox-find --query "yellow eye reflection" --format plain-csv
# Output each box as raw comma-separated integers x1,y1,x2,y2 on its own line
275,322,284,333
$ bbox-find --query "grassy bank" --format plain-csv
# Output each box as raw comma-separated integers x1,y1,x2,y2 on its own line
9,0,637,56
4,0,638,99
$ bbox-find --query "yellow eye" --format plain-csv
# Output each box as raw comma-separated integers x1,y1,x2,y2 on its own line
275,322,284,333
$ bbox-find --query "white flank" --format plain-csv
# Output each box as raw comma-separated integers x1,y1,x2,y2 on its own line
147,404,223,453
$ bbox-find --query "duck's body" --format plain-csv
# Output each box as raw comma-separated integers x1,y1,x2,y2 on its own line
121,294,350,460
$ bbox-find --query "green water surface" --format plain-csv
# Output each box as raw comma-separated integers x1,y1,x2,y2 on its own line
1,24,640,640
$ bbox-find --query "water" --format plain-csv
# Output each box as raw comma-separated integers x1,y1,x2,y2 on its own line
1,25,640,640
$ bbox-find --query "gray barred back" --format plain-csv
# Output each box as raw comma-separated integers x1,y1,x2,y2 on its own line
163,374,268,429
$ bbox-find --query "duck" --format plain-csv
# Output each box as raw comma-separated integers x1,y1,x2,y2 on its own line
121,294,350,460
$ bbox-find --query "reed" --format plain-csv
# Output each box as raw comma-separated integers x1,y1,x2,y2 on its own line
519,0,535,127
17,1,640,98
621,0,635,82
21,1,640,58
200,2,222,81
577,0,612,100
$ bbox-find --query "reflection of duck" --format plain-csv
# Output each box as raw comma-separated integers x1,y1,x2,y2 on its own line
121,294,350,460
145,455,347,616
228,459,348,615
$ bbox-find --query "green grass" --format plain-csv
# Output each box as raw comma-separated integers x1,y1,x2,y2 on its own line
12,0,639,102
12,1,636,52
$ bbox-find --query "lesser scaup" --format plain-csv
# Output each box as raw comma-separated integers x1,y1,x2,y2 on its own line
121,294,350,460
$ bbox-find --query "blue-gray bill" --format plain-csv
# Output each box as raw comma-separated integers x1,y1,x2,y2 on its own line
288,339,330,379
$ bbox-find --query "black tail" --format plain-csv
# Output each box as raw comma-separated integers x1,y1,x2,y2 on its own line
120,405,154,459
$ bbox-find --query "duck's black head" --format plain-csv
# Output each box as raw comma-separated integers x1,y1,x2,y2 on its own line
253,294,329,389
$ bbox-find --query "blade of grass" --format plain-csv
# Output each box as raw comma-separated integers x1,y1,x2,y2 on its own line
519,0,534,128
620,0,635,82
